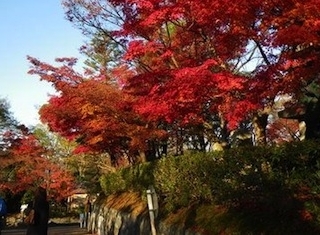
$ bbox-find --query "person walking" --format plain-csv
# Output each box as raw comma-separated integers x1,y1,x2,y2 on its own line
26,187,49,235
0,196,7,235
84,197,92,228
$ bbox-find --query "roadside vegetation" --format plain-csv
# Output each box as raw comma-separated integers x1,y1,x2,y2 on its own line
99,140,320,234
2,1,320,234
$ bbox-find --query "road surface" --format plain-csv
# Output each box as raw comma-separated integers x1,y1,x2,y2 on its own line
1,225,91,235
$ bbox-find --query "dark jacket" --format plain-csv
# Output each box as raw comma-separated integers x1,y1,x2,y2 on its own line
26,188,49,235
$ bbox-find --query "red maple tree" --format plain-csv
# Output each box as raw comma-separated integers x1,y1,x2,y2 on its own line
1,133,75,201
28,56,166,164
27,0,320,159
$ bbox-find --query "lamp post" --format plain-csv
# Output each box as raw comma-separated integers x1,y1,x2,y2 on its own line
146,185,158,235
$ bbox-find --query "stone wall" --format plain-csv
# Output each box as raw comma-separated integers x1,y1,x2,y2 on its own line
87,193,202,235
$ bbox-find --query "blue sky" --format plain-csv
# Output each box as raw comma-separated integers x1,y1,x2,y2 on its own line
0,1,85,126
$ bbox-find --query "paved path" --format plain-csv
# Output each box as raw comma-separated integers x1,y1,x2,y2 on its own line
1,225,91,235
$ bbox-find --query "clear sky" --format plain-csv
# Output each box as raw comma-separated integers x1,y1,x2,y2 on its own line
0,1,85,127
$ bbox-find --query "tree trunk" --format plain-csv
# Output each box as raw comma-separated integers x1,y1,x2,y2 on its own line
252,114,268,146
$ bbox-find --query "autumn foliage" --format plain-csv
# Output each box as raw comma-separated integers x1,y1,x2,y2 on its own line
24,0,320,165
0,132,75,201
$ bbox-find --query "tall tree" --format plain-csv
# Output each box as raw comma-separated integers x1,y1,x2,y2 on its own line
61,0,267,150
0,98,14,128
28,56,166,164
32,125,107,193
32,124,76,161
0,98,20,151
30,0,320,161
0,133,75,201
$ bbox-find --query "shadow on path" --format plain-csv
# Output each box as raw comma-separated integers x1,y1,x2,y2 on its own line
2,224,91,235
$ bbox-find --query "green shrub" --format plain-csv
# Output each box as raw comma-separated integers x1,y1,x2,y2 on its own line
98,140,320,232
99,171,126,195
154,151,222,211
99,161,155,195
122,162,155,191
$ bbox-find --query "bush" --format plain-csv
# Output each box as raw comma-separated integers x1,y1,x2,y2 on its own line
100,171,126,195
99,161,155,195
154,152,220,211
122,162,155,191
98,140,320,232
